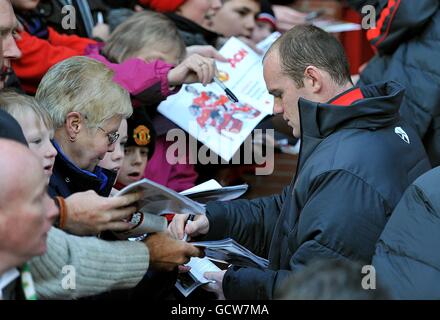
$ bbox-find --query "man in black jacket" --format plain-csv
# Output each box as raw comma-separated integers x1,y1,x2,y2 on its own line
169,25,431,300
373,166,440,299
348,0,440,167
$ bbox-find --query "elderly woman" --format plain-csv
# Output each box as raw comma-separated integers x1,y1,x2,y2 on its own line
36,56,132,198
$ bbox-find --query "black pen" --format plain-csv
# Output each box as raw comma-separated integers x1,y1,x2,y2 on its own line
213,77,239,103
182,214,195,242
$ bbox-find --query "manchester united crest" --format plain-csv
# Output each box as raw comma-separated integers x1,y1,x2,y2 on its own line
133,125,151,146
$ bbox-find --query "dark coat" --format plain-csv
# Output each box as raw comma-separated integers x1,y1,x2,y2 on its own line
203,82,431,299
349,0,440,167
373,166,440,299
48,142,116,198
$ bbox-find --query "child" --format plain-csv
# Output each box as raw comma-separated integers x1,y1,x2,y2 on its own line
0,90,57,181
250,0,277,45
115,107,156,189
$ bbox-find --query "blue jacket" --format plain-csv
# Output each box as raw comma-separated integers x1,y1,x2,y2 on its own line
373,166,440,299
48,141,116,198
203,82,431,299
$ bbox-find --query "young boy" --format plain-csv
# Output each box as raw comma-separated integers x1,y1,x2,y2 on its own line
115,107,156,189
0,90,57,181
250,0,277,45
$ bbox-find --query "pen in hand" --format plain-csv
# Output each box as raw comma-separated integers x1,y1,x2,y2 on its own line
213,77,239,103
182,214,195,242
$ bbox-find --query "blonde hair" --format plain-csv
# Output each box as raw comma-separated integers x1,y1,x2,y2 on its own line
0,90,53,130
36,56,132,129
102,11,186,63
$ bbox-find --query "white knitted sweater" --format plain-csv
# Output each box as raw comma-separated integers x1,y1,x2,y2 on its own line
28,227,149,299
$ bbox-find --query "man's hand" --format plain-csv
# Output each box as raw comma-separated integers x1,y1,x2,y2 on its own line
186,45,228,62
63,190,142,236
144,232,204,272
203,270,227,300
168,213,210,240
167,54,218,86
273,5,307,32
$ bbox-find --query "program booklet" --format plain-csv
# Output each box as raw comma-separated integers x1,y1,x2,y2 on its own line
175,257,222,298
113,179,248,239
175,238,269,297
114,178,206,216
158,37,274,161
180,179,248,204
192,238,269,269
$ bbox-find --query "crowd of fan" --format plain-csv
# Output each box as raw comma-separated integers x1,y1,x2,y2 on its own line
0,0,439,300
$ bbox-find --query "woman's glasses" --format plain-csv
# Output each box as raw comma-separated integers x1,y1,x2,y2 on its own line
97,127,119,145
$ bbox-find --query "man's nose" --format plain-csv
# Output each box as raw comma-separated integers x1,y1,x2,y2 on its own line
3,34,22,60
273,102,283,114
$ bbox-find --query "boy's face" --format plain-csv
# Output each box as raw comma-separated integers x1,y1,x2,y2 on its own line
99,118,128,179
17,111,57,181
209,0,260,38
117,145,149,186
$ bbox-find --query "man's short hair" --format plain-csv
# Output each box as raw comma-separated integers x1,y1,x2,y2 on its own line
275,259,390,300
0,89,53,130
35,56,132,129
268,25,352,88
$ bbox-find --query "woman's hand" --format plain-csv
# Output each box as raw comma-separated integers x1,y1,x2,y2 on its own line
167,54,218,86
62,190,142,236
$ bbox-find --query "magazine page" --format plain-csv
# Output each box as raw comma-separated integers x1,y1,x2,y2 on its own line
180,179,249,204
158,37,273,161
114,178,205,215
180,179,223,196
191,238,269,269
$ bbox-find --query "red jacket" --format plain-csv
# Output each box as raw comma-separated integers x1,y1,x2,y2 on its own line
12,27,96,94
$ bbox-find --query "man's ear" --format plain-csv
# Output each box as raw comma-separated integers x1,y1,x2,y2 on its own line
65,112,83,139
303,66,322,94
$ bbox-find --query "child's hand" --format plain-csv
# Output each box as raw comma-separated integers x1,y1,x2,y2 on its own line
167,54,217,86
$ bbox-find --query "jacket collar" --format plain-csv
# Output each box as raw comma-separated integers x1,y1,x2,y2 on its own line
51,140,116,196
296,81,405,174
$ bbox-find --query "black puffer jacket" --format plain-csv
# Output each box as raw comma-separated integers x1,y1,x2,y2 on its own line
349,0,440,167
373,166,440,299
204,82,431,299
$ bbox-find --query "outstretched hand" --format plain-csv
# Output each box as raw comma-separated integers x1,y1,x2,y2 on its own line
63,190,142,236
